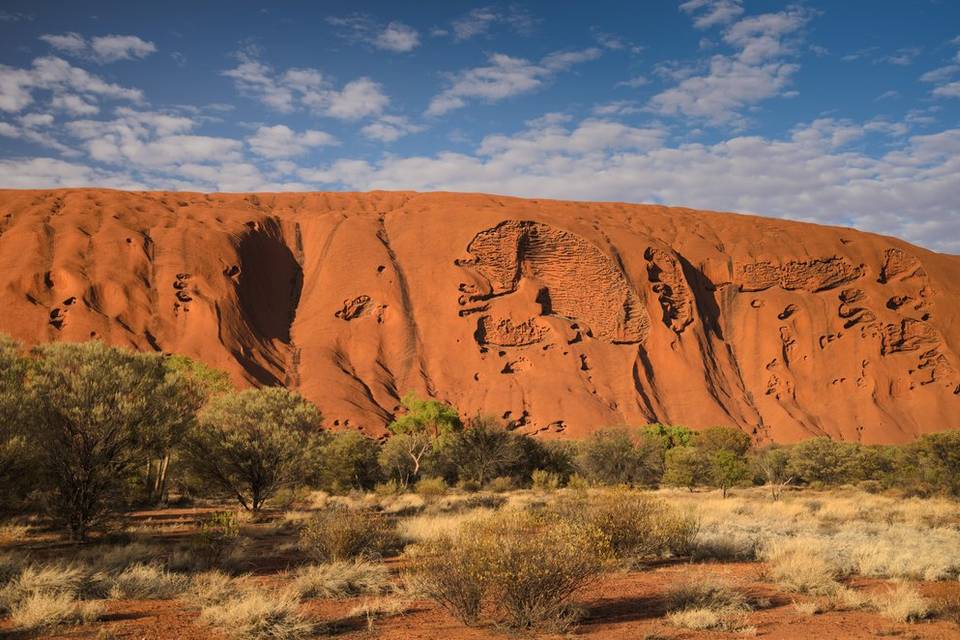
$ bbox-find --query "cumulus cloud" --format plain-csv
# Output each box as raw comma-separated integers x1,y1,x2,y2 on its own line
426,48,601,116
39,33,156,63
290,113,959,253
360,115,425,142
247,124,338,158
375,22,420,52
223,51,389,119
0,56,143,113
649,7,809,124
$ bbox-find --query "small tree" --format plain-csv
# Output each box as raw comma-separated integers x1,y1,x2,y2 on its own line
753,446,793,500
709,450,749,498
383,392,462,484
577,427,663,486
662,446,708,491
183,387,323,511
447,415,521,485
142,355,232,504
786,437,856,486
0,335,37,510
644,423,695,449
696,426,752,456
26,341,201,540
314,430,381,493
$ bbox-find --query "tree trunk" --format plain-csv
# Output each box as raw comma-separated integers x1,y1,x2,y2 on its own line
157,454,170,504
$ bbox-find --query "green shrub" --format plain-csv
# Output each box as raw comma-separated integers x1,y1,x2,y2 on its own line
298,507,400,561
663,446,708,490
531,469,562,491
313,430,381,493
484,476,514,493
183,387,323,511
414,476,447,497
406,511,610,630
576,428,664,486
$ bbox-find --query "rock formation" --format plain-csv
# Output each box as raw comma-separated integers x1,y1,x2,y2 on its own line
1,189,957,443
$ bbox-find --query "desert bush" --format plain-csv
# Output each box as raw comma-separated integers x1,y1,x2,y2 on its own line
183,387,323,511
576,427,664,486
406,511,610,630
445,416,522,485
189,570,243,607
289,560,390,599
872,583,931,623
551,489,698,562
312,430,381,493
199,590,314,640
665,578,753,632
191,511,242,568
898,431,960,496
9,591,103,631
762,539,843,595
531,469,563,491
0,563,88,611
786,438,858,486
413,476,447,497
26,341,202,540
108,563,188,599
484,476,514,493
662,446,709,490
298,507,400,561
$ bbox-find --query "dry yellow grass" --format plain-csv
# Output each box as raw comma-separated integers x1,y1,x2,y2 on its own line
198,590,314,640
9,591,103,631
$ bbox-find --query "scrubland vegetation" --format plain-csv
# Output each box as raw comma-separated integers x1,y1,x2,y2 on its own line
1,335,959,637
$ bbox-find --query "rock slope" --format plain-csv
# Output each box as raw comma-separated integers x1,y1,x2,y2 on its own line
1,189,957,443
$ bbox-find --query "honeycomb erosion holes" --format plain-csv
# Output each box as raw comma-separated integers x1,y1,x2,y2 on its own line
0,189,958,444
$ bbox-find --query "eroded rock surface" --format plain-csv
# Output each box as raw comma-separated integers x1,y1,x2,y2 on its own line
0,189,957,443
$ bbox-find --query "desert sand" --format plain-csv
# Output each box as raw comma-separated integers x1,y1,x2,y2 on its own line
0,188,957,443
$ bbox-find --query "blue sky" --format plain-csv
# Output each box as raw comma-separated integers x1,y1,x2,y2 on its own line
0,1,958,252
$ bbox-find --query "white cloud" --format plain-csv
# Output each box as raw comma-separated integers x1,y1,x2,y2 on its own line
291,113,959,253
360,115,425,142
920,65,959,84
40,33,156,63
883,47,921,66
223,52,389,119
321,78,389,119
617,76,649,88
426,48,600,116
39,33,87,56
327,15,419,52
375,22,420,52
247,124,338,158
0,56,143,113
680,0,744,29
445,6,537,41
649,7,809,124
933,81,960,98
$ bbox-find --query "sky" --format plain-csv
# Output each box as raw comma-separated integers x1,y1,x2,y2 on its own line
0,1,958,253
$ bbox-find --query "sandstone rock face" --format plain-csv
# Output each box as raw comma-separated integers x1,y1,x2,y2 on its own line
1,189,958,443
